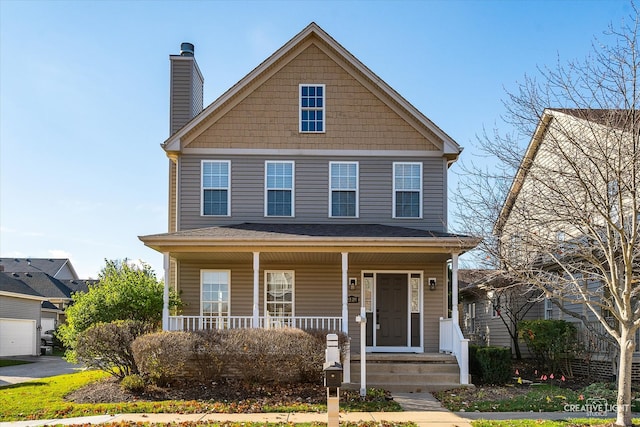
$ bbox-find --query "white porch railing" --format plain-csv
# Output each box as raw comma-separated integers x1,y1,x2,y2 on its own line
168,315,342,332
439,317,470,385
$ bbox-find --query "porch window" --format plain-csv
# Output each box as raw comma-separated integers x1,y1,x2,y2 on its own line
201,270,229,317
202,160,230,216
329,161,358,217
265,161,294,217
393,162,422,218
300,84,324,133
265,271,294,317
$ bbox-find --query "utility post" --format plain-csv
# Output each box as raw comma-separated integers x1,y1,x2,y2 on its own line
323,333,342,427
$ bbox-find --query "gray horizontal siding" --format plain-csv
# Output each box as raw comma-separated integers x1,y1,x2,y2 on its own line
178,154,446,231
0,295,41,323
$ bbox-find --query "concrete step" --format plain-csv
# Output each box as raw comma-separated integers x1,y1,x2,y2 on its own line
350,362,460,374
351,372,460,385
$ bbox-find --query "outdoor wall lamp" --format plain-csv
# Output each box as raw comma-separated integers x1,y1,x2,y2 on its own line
349,278,357,290
429,277,436,291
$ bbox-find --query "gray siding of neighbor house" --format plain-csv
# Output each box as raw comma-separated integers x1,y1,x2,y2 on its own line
0,295,41,324
177,154,447,232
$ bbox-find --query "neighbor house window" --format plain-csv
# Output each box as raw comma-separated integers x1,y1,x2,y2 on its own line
330,162,358,217
544,297,553,320
265,161,294,216
202,160,230,216
300,84,324,132
393,162,422,218
201,270,230,317
265,271,294,317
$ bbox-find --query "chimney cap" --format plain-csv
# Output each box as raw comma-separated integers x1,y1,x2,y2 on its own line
180,42,195,57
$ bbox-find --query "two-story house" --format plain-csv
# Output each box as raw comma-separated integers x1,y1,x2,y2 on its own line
494,108,639,382
140,23,479,391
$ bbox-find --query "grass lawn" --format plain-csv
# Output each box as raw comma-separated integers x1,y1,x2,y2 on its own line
0,359,32,368
0,371,399,422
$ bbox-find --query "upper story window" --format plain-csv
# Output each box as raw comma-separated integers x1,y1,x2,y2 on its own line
265,161,294,217
202,160,230,216
329,161,358,217
300,84,324,133
393,162,422,218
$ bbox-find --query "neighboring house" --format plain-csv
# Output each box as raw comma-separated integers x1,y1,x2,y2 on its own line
139,23,480,391
0,259,92,355
0,272,47,356
494,108,639,381
459,269,543,359
0,258,79,280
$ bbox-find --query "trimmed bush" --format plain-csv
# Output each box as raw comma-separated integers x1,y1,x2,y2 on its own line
132,331,201,386
473,346,512,384
75,320,155,379
130,328,348,386
468,344,482,380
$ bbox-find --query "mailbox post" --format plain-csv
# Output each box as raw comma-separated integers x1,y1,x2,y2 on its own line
324,333,342,427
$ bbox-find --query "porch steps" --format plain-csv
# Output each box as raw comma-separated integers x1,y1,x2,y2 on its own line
347,353,463,392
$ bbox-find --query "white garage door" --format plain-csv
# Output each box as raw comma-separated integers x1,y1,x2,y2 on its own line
0,318,36,356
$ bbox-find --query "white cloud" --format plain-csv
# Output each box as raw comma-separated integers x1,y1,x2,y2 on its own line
48,249,72,259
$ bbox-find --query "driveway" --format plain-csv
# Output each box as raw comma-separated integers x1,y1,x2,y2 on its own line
0,356,82,386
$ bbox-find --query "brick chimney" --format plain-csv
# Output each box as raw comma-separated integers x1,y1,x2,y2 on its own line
169,42,204,135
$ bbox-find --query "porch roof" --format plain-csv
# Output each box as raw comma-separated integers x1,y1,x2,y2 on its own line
139,223,480,254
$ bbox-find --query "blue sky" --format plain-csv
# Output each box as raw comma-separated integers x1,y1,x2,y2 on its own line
0,0,632,278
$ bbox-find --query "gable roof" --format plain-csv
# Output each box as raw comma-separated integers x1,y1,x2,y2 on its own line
163,22,461,160
5,272,75,300
494,108,635,234
0,257,79,280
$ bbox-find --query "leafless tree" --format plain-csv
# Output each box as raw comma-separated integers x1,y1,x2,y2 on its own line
454,6,639,426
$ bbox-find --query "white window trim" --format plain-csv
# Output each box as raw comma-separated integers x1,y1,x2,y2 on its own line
328,161,359,218
200,269,231,317
299,84,326,134
264,270,295,317
201,160,231,217
392,162,423,219
264,161,295,217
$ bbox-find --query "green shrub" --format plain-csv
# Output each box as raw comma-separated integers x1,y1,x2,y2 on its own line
475,346,512,384
468,344,482,380
519,319,579,374
75,320,155,379
120,374,146,392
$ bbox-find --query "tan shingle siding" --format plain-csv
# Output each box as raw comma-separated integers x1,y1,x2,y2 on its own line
185,44,440,151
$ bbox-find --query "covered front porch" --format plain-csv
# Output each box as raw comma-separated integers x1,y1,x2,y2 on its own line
139,223,479,385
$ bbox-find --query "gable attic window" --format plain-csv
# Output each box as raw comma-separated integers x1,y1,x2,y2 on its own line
329,161,358,217
393,162,422,218
265,161,294,217
202,160,230,216
300,84,324,133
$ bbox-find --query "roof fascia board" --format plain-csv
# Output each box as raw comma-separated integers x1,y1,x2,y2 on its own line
0,291,47,301
164,23,461,156
494,109,554,234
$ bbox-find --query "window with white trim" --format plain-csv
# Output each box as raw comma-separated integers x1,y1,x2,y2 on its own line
265,161,294,217
393,162,422,218
265,271,294,317
201,270,229,317
544,297,553,320
300,84,324,132
202,160,230,216
330,161,358,217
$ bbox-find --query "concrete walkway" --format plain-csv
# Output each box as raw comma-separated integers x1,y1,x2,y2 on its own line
0,356,82,386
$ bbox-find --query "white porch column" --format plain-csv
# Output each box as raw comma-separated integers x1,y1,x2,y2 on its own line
341,252,349,334
253,252,260,328
162,253,170,331
451,252,459,323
